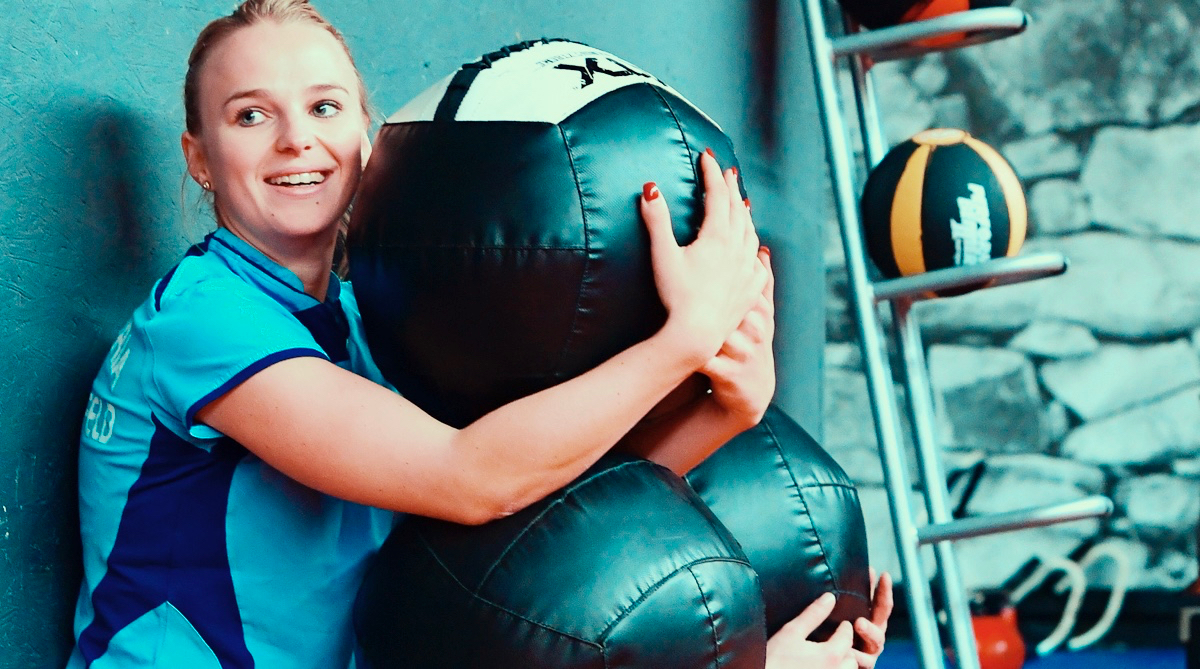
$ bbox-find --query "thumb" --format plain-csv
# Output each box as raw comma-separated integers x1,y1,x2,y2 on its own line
829,620,854,653
778,592,837,639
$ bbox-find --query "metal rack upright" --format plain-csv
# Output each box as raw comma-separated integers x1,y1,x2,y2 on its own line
797,4,1115,668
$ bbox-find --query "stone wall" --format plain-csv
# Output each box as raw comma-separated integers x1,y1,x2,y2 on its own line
823,0,1200,593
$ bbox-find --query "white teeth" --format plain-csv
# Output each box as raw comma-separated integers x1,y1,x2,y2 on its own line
267,171,325,185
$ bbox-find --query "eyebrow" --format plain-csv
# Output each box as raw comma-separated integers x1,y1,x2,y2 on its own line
223,84,352,108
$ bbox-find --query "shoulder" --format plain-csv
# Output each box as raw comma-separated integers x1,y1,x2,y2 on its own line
153,253,263,313
143,257,322,364
147,253,304,344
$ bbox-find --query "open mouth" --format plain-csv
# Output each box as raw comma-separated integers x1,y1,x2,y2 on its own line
266,171,327,186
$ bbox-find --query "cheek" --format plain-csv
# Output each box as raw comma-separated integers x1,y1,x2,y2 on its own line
211,135,266,186
333,127,366,165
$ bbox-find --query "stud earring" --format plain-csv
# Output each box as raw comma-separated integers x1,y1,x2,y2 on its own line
202,180,211,191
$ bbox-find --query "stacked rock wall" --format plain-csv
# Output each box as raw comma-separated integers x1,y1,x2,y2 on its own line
823,0,1200,593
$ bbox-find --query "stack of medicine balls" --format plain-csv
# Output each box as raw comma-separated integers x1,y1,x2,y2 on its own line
349,38,872,669
859,128,1027,295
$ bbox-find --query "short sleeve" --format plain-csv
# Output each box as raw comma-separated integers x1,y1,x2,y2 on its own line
144,279,328,439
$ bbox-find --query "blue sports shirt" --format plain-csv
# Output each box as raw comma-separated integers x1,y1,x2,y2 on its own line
68,228,396,668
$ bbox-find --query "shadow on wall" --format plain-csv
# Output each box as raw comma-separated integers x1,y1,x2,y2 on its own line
1,99,174,669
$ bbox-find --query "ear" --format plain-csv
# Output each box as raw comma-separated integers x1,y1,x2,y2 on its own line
181,130,209,187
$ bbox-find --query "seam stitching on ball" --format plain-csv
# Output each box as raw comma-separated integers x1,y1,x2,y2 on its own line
475,460,647,589
689,565,724,667
596,556,755,641
766,419,840,594
647,85,699,190
553,122,592,372
413,528,604,649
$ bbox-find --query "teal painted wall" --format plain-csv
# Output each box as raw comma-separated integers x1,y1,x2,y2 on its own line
0,2,830,667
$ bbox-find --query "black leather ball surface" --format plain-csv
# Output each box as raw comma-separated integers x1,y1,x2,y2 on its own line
354,453,767,668
348,39,744,429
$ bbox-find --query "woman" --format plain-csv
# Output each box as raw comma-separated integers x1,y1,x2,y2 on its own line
68,1,890,667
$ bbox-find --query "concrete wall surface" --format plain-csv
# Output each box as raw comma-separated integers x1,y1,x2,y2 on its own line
0,2,831,666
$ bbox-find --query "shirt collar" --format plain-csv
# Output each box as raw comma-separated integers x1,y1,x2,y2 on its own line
206,227,342,310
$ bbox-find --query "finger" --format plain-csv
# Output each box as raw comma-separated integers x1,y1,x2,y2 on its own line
724,166,745,243
700,355,735,382
828,620,854,655
851,648,877,669
854,618,886,655
738,190,757,251
777,592,837,638
715,328,755,361
698,149,730,239
750,254,770,300
728,305,769,346
640,182,680,271
872,572,894,630
759,247,774,299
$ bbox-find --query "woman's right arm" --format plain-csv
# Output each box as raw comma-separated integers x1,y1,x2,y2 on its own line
197,153,766,524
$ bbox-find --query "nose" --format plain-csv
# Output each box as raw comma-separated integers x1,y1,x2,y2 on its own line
275,113,316,154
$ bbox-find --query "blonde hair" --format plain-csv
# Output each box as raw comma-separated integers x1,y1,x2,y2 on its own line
183,0,367,275
184,0,369,135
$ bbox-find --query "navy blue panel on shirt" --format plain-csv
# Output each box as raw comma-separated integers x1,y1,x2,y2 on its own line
78,416,253,668
293,302,351,364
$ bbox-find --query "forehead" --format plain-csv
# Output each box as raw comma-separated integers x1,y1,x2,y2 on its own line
199,20,360,105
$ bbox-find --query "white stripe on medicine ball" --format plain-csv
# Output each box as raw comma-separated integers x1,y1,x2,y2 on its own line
388,40,719,127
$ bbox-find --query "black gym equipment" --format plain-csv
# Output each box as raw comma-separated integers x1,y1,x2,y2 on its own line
350,39,871,667
354,452,767,668
686,403,871,638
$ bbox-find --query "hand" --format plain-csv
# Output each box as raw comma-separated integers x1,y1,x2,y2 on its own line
641,151,765,363
766,593,856,669
701,245,775,426
852,569,894,669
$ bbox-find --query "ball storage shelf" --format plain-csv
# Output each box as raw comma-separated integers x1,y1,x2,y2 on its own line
797,4,1113,669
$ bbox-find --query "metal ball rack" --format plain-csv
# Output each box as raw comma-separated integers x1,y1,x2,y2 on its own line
798,4,1114,668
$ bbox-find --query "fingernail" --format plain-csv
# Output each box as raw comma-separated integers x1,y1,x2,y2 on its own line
760,245,770,257
730,166,738,176
643,182,660,201
705,147,715,158
821,592,836,604
743,197,751,211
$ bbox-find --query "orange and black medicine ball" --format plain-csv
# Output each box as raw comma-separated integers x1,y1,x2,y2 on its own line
860,128,1027,289
837,0,1014,31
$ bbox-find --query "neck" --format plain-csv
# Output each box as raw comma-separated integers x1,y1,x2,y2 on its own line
219,220,338,301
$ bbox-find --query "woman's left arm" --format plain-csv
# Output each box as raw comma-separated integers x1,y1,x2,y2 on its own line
620,246,775,474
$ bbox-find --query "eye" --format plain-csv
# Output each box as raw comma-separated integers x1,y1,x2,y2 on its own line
237,108,265,126
313,101,342,118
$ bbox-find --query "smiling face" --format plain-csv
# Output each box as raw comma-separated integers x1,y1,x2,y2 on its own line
182,19,368,261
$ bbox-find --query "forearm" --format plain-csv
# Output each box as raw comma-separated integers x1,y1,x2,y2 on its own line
618,391,755,475
452,321,710,518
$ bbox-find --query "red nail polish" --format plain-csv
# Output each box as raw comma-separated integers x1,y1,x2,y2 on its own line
705,147,715,158
744,197,752,210
643,182,660,201
731,166,738,176
760,245,770,257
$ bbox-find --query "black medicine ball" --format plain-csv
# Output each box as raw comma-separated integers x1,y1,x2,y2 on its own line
349,39,745,428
